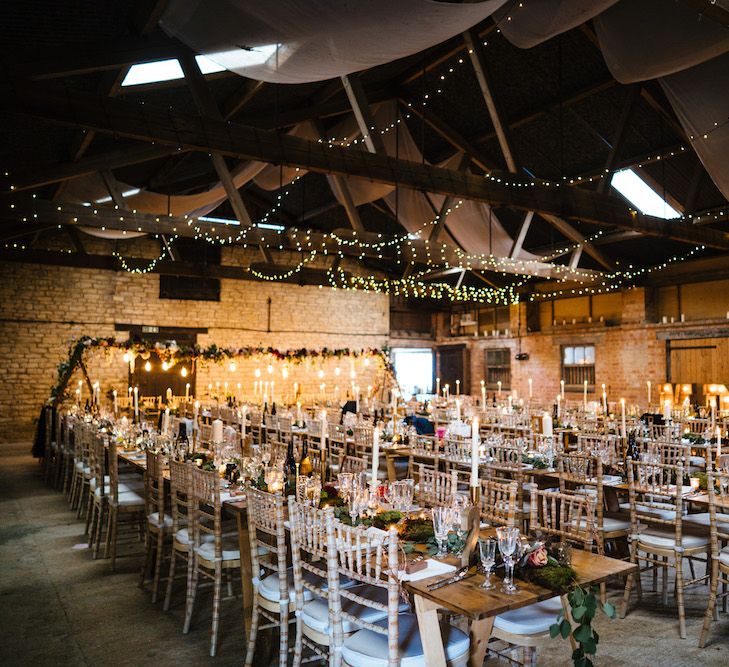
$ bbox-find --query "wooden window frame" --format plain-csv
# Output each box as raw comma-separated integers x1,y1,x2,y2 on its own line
484,348,511,390
561,344,595,390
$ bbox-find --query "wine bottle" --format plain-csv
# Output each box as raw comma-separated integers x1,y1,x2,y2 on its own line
271,402,277,416
299,438,313,477
627,431,638,460
284,440,297,495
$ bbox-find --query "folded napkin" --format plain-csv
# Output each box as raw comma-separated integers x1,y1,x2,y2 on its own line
399,559,457,582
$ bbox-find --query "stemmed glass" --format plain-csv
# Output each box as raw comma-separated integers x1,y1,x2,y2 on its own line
496,526,520,594
478,538,497,589
349,486,368,526
431,506,453,559
338,472,355,504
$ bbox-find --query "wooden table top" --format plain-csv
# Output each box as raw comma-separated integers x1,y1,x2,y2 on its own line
404,532,636,621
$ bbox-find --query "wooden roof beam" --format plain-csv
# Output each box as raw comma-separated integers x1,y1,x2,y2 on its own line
13,85,729,250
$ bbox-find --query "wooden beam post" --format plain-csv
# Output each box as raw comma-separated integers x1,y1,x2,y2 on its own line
509,211,534,259
341,74,386,154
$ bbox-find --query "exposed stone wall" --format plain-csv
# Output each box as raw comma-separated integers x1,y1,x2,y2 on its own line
0,261,389,442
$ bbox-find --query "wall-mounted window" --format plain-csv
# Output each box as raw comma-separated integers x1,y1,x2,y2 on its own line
485,348,511,390
561,345,595,389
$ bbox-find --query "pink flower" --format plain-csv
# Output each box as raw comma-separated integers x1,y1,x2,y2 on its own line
527,545,549,567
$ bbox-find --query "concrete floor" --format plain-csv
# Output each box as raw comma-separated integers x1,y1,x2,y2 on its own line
1,442,728,666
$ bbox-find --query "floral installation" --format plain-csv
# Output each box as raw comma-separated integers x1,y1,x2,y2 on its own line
49,335,393,401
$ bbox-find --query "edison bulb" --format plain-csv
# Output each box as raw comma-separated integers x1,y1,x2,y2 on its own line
161,361,169,371
282,367,289,379
144,361,152,372
334,367,341,376
363,358,370,367
318,369,324,379
122,351,131,363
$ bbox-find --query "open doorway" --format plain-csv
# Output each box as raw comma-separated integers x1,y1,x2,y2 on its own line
391,348,434,400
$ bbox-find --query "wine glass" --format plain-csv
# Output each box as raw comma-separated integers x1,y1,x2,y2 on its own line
496,526,520,594
431,506,453,559
478,538,497,589
349,486,367,526
338,472,354,504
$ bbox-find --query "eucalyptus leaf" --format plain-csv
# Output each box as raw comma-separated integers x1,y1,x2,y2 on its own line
560,619,572,639
573,623,592,644
549,623,561,639
602,601,616,618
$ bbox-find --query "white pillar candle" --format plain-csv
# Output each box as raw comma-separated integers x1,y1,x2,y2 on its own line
601,384,607,413
163,407,170,435
166,387,172,402
294,382,299,398
583,379,588,409
212,418,224,443
133,386,139,418
507,395,513,412
542,412,553,437
560,379,565,400
241,406,247,438
711,402,716,428
497,380,502,397
481,384,486,407
371,426,380,484
445,384,450,400
185,383,190,400
193,400,199,421
663,399,672,422
528,378,533,399
296,401,302,422
113,389,118,415
620,398,626,438
436,377,440,396
470,417,480,487
355,386,360,413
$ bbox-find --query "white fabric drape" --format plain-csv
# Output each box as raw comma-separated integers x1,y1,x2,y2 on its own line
160,0,508,84
496,0,729,204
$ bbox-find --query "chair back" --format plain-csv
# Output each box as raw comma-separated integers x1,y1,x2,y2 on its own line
325,512,399,663
417,465,457,507
169,460,193,544
190,466,230,561
353,425,373,461
340,455,367,475
529,487,596,550
89,433,107,497
706,469,729,559
288,497,330,613
246,487,288,599
625,459,685,546
145,450,167,524
479,478,518,528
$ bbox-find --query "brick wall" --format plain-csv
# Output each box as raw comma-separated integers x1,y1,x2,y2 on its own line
0,261,389,442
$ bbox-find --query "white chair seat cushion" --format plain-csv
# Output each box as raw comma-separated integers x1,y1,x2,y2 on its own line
175,527,215,546
494,596,563,635
111,491,145,507
301,584,408,635
195,538,240,561
93,482,142,497
90,476,143,492
635,527,709,550
619,501,676,521
570,516,631,532
342,613,469,667
75,461,86,472
258,568,353,603
147,513,173,531
683,512,729,533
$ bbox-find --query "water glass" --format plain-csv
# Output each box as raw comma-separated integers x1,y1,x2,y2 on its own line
431,506,453,559
338,472,355,503
478,538,497,589
496,526,520,594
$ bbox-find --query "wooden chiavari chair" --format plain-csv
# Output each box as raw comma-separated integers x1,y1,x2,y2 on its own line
244,487,291,667
184,466,242,657
620,460,709,638
69,421,92,515
326,421,347,476
104,437,146,571
140,451,172,603
249,410,263,445
325,513,469,667
488,488,596,666
353,424,373,463
339,455,368,475
699,469,729,647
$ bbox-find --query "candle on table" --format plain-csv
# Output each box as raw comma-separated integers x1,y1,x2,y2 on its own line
163,407,170,435
296,401,302,422
507,395,513,412
193,400,199,421
445,384,450,400
185,383,190,400
663,399,672,422
241,405,247,439
583,380,588,409
497,380,502,398
212,418,223,443
456,380,460,396
436,377,440,396
601,384,607,413
456,398,461,422
113,389,118,415
620,398,626,438
335,385,340,402
528,378,533,399
133,386,139,419
470,417,480,487
542,412,553,437
355,386,360,413
166,387,172,402
75,388,81,406
560,379,565,400
371,426,380,484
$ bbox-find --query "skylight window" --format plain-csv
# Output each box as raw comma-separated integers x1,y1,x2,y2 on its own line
121,55,225,87
610,169,680,219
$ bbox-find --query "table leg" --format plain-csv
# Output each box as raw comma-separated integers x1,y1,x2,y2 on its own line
236,510,254,627
386,452,397,482
413,594,447,667
468,616,494,667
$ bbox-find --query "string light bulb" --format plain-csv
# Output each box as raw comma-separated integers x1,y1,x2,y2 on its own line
144,361,152,372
